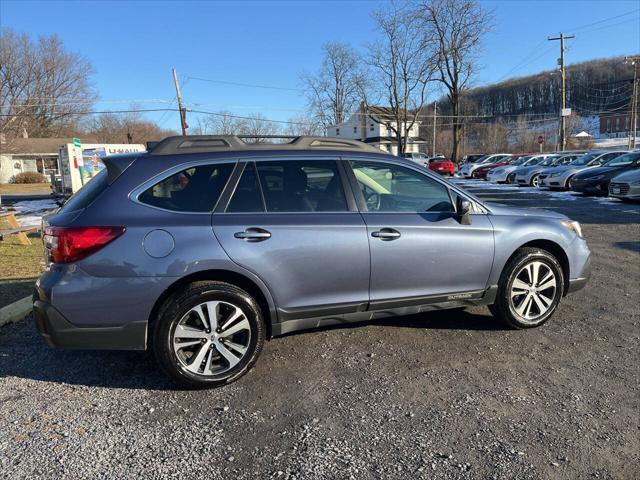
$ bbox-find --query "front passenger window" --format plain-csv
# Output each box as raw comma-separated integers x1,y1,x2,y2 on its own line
350,161,453,213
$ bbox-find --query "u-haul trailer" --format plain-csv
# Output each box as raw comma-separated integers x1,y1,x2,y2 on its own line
57,143,146,194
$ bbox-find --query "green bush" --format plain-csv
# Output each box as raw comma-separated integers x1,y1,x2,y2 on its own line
9,171,48,184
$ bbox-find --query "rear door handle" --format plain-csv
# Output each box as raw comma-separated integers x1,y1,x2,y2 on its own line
371,228,401,240
234,228,271,242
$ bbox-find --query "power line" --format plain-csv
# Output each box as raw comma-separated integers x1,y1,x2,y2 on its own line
568,8,639,33
186,76,303,92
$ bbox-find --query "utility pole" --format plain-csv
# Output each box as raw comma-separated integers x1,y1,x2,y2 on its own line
432,102,437,157
625,56,639,149
172,68,188,136
548,33,574,151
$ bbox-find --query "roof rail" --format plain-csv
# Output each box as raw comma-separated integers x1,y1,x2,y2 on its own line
147,135,382,156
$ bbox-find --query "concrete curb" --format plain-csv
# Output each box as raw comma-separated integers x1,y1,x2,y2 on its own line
0,295,33,327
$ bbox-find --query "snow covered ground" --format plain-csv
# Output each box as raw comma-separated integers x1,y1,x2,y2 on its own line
7,199,58,228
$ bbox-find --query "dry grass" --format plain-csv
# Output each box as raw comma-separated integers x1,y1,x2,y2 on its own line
0,233,43,308
0,233,44,280
0,183,52,195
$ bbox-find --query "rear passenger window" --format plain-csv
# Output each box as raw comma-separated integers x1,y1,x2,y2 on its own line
226,163,264,213
256,160,347,212
138,163,234,212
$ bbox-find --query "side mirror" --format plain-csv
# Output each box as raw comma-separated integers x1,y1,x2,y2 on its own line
456,197,472,225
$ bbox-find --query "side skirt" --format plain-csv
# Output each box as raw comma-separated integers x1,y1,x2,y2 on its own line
271,286,498,337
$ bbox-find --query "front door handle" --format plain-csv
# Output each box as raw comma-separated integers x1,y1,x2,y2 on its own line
234,228,272,242
371,228,401,240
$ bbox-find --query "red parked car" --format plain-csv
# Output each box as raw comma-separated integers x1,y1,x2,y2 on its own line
428,157,455,176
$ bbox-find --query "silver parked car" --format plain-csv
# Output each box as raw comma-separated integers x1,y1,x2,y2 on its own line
539,151,627,190
609,169,640,201
487,154,553,184
34,135,591,388
459,153,511,178
515,154,580,187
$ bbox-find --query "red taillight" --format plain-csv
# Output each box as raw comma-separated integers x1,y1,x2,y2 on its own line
43,226,125,264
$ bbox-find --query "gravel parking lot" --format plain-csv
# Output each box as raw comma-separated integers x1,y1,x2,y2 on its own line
1,181,638,479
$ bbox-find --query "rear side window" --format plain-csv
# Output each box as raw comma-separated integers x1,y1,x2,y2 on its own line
61,169,108,212
138,163,234,212
225,160,348,213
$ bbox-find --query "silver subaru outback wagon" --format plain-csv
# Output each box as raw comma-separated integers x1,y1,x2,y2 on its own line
34,136,591,388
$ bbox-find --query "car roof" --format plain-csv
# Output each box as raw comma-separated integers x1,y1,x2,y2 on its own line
148,135,383,156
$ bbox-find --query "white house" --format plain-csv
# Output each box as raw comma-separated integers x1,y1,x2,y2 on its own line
326,105,426,156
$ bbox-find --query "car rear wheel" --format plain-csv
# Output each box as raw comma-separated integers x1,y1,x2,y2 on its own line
489,248,564,329
153,281,265,388
530,174,540,187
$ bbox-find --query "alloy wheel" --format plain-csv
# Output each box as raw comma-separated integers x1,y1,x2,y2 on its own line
531,174,540,187
172,300,251,376
510,261,557,323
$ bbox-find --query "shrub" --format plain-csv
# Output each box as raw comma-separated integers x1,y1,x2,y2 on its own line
9,171,48,184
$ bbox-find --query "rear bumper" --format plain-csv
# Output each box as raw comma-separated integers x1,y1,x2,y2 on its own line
33,296,147,350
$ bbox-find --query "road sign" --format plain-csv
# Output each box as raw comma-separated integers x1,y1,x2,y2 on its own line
72,137,81,148
537,135,544,144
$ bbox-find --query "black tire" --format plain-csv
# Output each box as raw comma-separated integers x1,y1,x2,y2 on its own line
489,248,564,329
507,172,516,184
153,281,265,388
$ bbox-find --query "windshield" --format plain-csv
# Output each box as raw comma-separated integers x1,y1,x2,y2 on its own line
511,156,531,165
570,153,597,166
605,151,640,167
524,156,545,166
536,156,559,166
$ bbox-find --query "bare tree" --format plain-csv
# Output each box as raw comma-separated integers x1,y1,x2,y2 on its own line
363,2,438,154
83,109,177,144
195,110,248,135
283,115,323,137
418,0,493,161
0,29,96,140
302,42,364,130
239,113,279,143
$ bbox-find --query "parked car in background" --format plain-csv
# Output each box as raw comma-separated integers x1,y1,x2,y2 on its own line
427,157,455,176
34,135,591,388
608,169,640,201
489,154,555,184
461,154,486,164
539,150,627,190
460,153,511,178
570,151,640,196
472,154,528,180
400,152,430,163
515,153,580,187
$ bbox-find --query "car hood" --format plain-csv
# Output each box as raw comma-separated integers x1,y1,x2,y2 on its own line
542,165,570,174
611,169,640,182
517,166,542,175
486,202,567,219
574,165,625,179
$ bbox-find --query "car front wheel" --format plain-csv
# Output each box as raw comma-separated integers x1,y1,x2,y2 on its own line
153,281,265,388
490,248,564,329
530,174,540,187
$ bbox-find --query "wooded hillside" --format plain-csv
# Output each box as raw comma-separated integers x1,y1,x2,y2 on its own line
461,56,635,118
